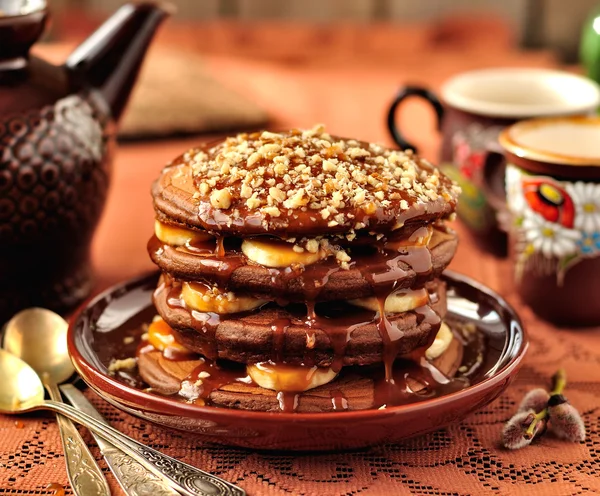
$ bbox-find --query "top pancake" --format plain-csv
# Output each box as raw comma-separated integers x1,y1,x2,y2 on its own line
153,125,461,236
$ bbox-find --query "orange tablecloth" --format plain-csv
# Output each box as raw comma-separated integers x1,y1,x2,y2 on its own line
2,25,600,496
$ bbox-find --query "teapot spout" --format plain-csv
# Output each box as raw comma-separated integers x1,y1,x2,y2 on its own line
66,2,171,121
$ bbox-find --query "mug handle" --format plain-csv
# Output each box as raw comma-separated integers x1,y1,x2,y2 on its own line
481,151,510,232
387,85,444,151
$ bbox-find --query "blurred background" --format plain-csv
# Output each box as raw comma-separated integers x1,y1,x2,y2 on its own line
36,0,600,148
47,0,600,61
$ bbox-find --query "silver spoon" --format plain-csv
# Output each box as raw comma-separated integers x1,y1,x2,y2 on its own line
3,308,110,496
3,305,179,496
60,383,179,496
0,349,245,496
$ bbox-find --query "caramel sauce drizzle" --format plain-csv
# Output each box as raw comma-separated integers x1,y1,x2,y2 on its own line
270,317,291,363
143,314,197,361
330,390,349,411
162,280,221,360
277,391,299,412
46,483,65,496
359,225,441,382
150,224,455,412
215,236,226,257
137,313,475,413
179,358,252,404
371,350,466,408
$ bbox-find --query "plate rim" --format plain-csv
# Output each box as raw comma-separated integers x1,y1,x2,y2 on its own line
68,269,528,422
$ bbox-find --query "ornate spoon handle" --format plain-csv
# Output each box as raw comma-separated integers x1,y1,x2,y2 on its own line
40,400,246,496
60,384,178,496
44,382,111,496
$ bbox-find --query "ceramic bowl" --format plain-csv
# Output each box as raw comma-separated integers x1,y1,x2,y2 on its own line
68,271,527,451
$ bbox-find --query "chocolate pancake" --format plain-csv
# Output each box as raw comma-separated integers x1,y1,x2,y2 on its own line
154,278,447,367
148,228,457,301
137,334,463,413
142,125,463,413
152,126,460,237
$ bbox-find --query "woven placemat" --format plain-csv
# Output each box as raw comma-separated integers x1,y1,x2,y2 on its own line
32,43,269,140
118,48,269,139
1,291,599,496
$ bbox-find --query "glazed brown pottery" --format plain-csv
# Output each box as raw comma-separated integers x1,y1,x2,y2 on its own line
68,271,527,451
497,116,600,327
387,68,600,253
0,1,170,323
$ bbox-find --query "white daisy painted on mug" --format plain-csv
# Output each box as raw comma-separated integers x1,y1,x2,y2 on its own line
522,209,581,259
566,181,600,234
505,164,526,214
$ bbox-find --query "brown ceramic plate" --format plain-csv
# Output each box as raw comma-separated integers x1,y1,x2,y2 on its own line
68,271,527,451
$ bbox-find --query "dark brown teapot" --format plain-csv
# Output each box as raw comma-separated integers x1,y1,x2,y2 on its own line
0,1,170,323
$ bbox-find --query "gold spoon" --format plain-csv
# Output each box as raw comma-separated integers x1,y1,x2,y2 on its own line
3,308,110,496
3,308,178,496
0,349,245,496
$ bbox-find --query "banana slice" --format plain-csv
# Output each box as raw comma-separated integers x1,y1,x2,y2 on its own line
155,220,213,246
181,281,267,314
350,288,429,313
147,317,190,355
241,238,328,268
385,225,433,251
247,362,338,392
425,322,453,360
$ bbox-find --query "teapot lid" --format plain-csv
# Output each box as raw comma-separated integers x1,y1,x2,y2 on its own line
1,0,46,16
0,0,48,68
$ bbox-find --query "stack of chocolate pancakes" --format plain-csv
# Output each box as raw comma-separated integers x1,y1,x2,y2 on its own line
140,125,463,413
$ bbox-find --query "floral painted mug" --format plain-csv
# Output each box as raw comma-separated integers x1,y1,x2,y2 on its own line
387,68,600,253
497,116,600,326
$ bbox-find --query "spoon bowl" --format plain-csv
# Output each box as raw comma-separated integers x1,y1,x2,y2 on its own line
3,308,112,495
3,307,74,384
0,349,45,413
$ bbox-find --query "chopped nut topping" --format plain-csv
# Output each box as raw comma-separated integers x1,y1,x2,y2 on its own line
184,125,459,232
269,186,286,203
262,206,281,217
210,188,232,209
335,249,351,263
108,357,137,373
240,183,252,199
305,239,319,254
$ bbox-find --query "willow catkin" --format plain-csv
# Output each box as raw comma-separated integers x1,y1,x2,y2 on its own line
502,410,546,450
518,388,550,413
548,395,586,442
